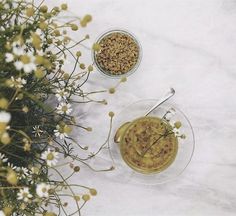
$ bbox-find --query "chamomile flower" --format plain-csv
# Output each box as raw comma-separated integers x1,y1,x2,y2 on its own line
36,183,51,198
32,125,44,137
0,153,8,164
5,53,14,62
41,148,58,167
55,89,69,101
54,124,68,139
9,76,26,89
18,167,29,179
56,102,72,115
53,124,72,139
17,187,33,202
14,52,36,73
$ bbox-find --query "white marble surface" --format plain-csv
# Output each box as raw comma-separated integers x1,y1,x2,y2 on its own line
44,0,236,215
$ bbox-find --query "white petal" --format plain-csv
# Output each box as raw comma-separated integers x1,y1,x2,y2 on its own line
14,61,23,70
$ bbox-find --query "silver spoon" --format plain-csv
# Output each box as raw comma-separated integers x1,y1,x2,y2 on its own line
144,88,175,116
114,88,175,143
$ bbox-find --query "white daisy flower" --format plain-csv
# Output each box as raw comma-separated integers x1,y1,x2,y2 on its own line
0,210,6,216
36,183,51,198
56,102,72,115
54,124,68,139
15,53,36,73
55,89,69,101
12,41,25,56
5,53,14,62
32,125,44,137
0,111,11,124
41,148,59,167
0,153,8,163
18,167,29,180
17,187,33,202
10,76,27,89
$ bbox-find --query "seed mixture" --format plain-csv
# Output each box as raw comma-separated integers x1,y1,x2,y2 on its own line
120,117,178,174
95,32,140,75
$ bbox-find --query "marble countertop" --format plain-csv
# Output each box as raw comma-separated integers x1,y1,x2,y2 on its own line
43,0,236,215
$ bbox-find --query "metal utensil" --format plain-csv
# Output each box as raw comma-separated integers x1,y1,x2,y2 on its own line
114,88,175,143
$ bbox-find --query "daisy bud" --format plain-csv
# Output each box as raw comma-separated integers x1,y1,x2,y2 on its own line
92,43,101,52
35,69,45,79
3,206,13,216
88,65,93,72
22,106,29,113
74,166,80,172
108,112,114,118
80,20,87,27
0,98,9,109
1,132,11,145
83,15,92,23
26,7,35,17
76,51,81,58
71,24,78,31
80,63,85,69
63,73,70,80
82,194,90,202
120,77,127,82
17,93,24,100
89,188,97,196
174,121,182,129
20,203,26,210
39,22,47,30
74,195,80,201
35,55,44,65
40,5,48,13
61,4,68,10
31,33,41,50
109,88,116,94
6,169,18,185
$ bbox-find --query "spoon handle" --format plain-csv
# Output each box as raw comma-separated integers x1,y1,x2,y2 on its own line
144,88,175,116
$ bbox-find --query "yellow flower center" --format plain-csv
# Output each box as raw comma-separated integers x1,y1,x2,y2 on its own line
47,153,54,161
61,105,68,112
22,192,28,198
63,125,72,134
20,55,31,64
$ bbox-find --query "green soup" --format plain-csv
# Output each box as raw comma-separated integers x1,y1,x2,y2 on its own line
119,116,178,174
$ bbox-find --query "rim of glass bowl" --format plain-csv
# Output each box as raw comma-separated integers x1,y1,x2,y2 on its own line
92,28,142,79
111,99,195,185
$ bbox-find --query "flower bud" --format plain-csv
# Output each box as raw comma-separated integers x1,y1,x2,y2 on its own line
82,194,90,201
6,170,18,185
89,188,97,196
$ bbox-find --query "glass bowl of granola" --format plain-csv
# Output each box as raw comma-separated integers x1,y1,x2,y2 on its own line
92,29,142,78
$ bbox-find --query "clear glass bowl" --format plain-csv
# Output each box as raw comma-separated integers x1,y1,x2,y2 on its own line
92,29,142,78
110,99,195,185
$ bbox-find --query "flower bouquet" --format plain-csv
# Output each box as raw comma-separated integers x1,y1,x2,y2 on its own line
0,0,120,215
